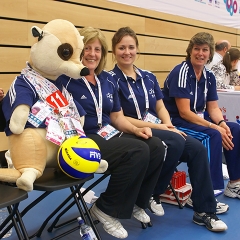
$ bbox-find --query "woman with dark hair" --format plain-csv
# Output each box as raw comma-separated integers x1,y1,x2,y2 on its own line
162,32,240,202
211,48,240,89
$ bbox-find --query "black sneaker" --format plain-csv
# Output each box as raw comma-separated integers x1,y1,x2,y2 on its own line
193,212,228,232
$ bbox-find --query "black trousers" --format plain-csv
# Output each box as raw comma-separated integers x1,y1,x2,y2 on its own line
87,133,165,219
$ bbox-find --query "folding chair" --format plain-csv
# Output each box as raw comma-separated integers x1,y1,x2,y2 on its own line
160,161,185,210
22,168,100,240
168,183,184,209
0,150,101,240
0,183,29,240
45,171,111,240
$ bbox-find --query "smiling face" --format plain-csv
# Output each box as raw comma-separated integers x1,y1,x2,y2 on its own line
81,38,102,75
190,44,210,69
114,35,137,68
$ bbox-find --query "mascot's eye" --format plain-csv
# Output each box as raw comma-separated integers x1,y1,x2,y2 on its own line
57,43,73,61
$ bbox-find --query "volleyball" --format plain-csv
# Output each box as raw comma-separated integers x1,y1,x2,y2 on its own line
58,136,101,179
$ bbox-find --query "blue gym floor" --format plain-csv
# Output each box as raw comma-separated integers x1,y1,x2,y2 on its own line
6,163,240,240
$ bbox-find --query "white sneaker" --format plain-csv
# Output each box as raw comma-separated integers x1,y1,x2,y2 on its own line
193,212,228,232
148,196,165,216
132,205,150,223
90,203,128,239
186,197,229,214
224,181,240,199
215,199,229,214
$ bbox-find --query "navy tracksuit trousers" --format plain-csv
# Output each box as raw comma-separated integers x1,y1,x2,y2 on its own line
172,117,240,190
152,129,216,213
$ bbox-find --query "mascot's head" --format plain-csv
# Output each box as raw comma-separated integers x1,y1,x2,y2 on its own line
29,19,89,80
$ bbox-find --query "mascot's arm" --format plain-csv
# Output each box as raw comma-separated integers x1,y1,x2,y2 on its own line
10,104,30,134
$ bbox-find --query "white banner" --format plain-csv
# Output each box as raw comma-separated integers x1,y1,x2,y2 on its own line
108,0,240,29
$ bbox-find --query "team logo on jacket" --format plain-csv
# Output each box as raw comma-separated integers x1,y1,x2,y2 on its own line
149,88,155,98
80,95,87,99
106,93,113,102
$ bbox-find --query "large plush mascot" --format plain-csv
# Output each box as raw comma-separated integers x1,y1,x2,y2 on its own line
0,19,107,191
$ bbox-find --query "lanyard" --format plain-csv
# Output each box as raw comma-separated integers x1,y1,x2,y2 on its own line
22,64,60,99
193,78,207,113
22,64,81,120
122,67,149,120
82,76,103,128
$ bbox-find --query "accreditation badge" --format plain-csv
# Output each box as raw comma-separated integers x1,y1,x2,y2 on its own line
97,124,120,140
197,112,204,118
143,111,161,124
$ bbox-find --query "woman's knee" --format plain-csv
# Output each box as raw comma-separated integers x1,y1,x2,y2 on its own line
130,140,150,166
146,136,165,154
152,129,185,152
171,133,185,149
164,133,185,158
227,122,240,137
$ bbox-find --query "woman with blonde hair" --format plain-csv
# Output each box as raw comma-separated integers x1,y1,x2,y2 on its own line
58,27,165,239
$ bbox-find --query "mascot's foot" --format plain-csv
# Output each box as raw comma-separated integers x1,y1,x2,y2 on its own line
95,159,108,174
16,168,41,191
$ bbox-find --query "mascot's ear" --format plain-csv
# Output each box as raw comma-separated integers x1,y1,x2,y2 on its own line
31,26,43,41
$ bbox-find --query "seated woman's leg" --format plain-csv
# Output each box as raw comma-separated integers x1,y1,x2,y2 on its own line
118,133,165,206
87,134,164,237
172,118,224,190
88,134,154,238
151,129,185,195
180,136,216,213
224,122,240,198
88,134,151,219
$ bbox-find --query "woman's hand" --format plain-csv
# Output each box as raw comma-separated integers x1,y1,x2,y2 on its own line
155,123,170,130
133,126,152,139
157,124,187,139
168,126,187,139
216,123,234,150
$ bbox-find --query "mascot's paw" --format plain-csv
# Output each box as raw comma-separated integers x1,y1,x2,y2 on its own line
95,159,108,173
16,168,41,191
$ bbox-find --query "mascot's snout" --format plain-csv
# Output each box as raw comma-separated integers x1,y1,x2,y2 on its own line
80,67,90,76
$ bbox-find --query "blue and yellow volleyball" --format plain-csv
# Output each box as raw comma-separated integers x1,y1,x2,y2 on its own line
58,136,101,179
